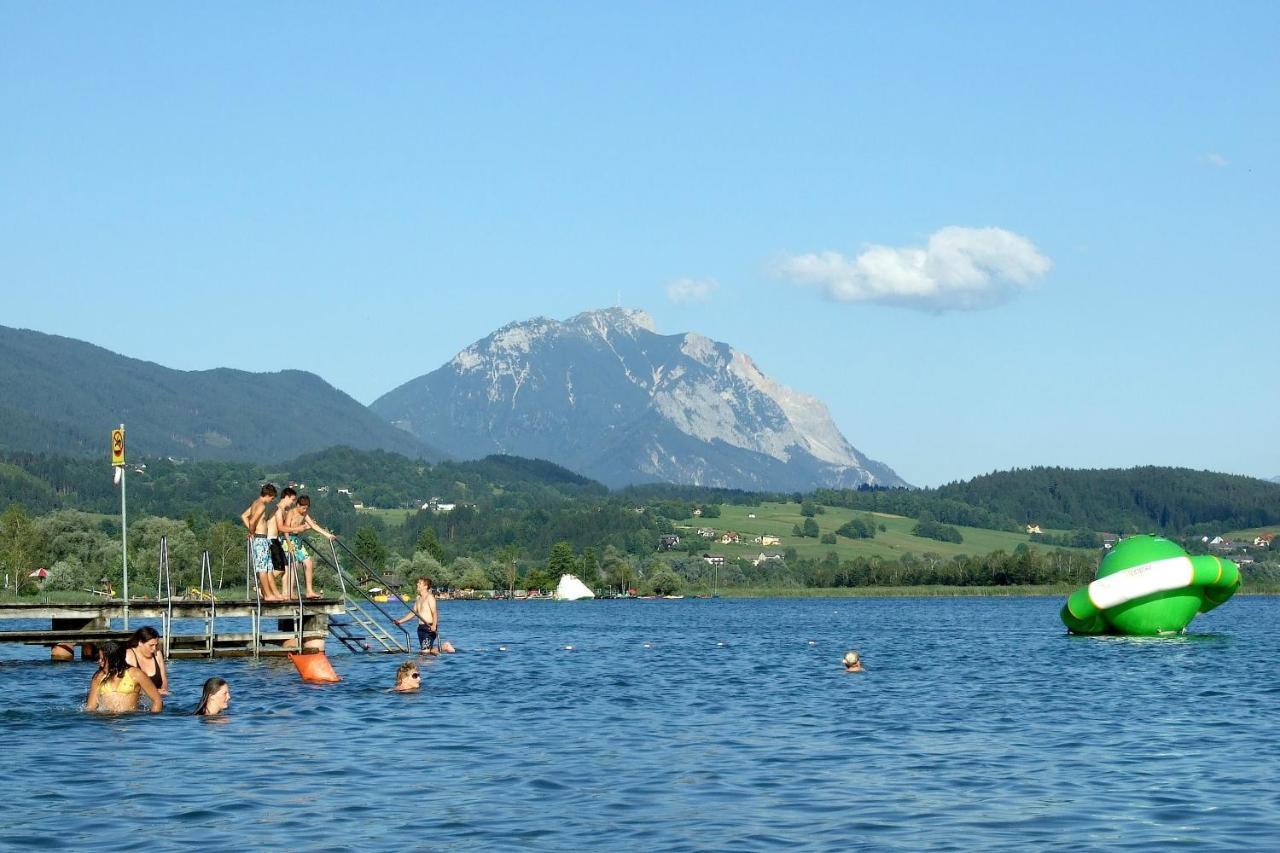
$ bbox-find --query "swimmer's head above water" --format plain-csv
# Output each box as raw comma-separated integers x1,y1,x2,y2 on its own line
842,650,864,672
195,677,231,715
394,661,420,692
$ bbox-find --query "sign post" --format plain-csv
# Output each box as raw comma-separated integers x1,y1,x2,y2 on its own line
112,426,129,629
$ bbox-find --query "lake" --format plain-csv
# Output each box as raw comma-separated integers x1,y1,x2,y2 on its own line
1,595,1276,851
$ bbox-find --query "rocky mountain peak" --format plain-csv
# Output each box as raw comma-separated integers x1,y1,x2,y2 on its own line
374,308,908,491
567,307,657,336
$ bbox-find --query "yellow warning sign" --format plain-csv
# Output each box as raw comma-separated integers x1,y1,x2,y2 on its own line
111,428,126,467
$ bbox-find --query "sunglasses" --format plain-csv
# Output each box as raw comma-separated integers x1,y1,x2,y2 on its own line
409,672,420,679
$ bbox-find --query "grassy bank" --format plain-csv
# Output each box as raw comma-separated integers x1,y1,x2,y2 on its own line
670,502,1092,563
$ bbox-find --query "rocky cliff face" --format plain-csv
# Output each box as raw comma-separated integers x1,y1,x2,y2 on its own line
371,308,909,491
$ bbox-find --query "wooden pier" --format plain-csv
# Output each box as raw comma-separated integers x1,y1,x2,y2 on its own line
0,598,348,659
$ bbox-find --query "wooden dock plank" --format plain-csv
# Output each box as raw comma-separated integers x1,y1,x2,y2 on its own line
0,599,346,620
0,630,135,644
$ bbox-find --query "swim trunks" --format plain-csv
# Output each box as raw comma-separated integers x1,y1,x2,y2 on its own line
269,538,287,571
288,534,309,562
252,537,272,574
417,623,438,652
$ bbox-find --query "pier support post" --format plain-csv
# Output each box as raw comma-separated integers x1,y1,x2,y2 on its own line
278,612,328,652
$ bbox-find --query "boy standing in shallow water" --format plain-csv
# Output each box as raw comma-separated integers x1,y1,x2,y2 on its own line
394,577,439,655
240,484,281,601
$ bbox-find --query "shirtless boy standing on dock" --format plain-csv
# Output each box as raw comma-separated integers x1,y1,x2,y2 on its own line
270,487,298,598
394,577,439,655
280,495,336,599
240,483,282,601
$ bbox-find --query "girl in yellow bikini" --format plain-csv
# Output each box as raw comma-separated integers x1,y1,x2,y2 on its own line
86,642,163,714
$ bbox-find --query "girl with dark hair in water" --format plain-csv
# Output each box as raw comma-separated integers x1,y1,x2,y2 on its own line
194,678,231,716
86,643,163,713
124,625,170,695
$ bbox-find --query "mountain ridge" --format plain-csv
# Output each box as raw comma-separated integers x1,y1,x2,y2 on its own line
372,308,907,492
0,325,443,463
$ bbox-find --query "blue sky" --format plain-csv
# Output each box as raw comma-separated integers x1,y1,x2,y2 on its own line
2,3,1276,487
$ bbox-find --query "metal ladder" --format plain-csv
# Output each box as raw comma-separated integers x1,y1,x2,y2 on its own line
307,537,411,654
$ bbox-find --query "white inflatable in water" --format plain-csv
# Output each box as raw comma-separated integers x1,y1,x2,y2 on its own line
553,574,595,601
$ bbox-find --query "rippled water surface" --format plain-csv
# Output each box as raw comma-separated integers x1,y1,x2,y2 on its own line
2,596,1277,851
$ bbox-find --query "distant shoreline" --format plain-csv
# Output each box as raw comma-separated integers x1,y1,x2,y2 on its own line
3,584,1276,606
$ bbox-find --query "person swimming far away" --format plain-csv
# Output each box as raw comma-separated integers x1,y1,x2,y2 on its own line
842,650,865,673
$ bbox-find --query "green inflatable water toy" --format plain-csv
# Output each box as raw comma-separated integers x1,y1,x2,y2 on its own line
1061,535,1240,635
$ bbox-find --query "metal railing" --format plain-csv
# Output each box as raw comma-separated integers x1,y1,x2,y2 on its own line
283,541,305,651
158,535,174,658
241,535,311,655
197,549,217,657
246,538,262,658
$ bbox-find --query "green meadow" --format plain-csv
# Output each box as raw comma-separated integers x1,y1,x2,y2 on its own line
356,507,416,526
1221,526,1277,542
671,501,1092,562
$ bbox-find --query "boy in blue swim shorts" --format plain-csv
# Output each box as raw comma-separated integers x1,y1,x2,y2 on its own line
239,483,281,600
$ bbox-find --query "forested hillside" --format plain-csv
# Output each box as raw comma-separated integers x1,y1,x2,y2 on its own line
4,448,1277,540
0,325,442,462
930,466,1280,534
2,450,1277,597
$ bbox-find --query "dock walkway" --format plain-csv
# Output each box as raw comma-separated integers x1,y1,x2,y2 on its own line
0,598,347,659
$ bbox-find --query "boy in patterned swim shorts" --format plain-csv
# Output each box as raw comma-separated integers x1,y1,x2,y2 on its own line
240,483,282,601
280,495,337,598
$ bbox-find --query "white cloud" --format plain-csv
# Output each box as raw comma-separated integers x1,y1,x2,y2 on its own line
1205,152,1229,167
666,277,720,305
776,226,1052,313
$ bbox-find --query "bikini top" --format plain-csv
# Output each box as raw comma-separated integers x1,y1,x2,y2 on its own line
98,670,138,695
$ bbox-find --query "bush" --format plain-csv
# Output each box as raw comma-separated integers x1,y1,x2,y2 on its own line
836,516,876,539
913,519,963,544
644,568,682,596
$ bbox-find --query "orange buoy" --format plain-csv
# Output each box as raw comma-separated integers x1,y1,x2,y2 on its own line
289,651,341,683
